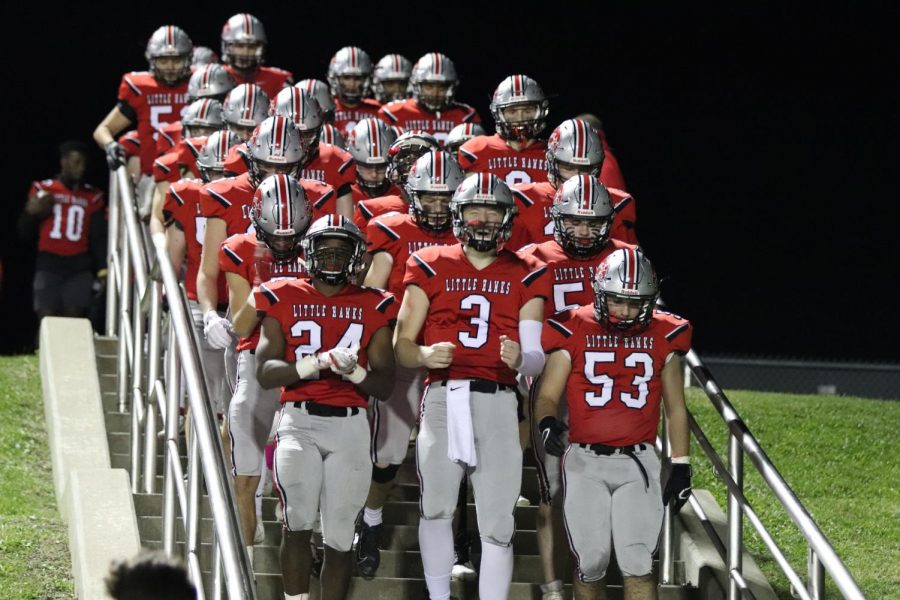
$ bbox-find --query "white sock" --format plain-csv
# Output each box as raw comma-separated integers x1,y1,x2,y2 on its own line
283,594,308,600
255,456,267,517
419,517,454,600
363,506,383,527
478,541,514,600
246,545,254,565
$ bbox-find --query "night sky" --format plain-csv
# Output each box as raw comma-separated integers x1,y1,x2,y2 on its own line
3,4,897,360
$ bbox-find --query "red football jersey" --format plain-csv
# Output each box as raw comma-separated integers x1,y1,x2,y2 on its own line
518,239,636,317
378,98,480,146
350,181,402,204
28,179,105,256
595,128,627,192
333,98,382,138
457,134,548,186
255,277,397,407
224,64,293,99
200,172,256,236
117,71,190,174
403,244,549,386
118,131,142,159
366,212,456,300
299,144,355,197
163,178,228,302
302,179,338,223
222,143,248,175
156,121,183,155
506,181,638,251
353,194,407,234
543,305,692,446
220,232,307,351
153,135,205,183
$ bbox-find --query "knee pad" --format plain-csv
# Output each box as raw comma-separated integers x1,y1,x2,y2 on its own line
372,463,400,484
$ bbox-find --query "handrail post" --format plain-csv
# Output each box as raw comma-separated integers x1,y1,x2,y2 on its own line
143,281,163,493
808,548,825,599
117,237,132,413
659,420,675,584
162,325,180,555
105,170,120,337
727,432,744,599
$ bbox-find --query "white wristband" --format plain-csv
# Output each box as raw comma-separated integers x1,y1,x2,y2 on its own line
671,456,691,464
345,365,367,385
295,355,321,380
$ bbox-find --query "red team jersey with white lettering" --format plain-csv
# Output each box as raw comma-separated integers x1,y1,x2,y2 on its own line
163,179,228,302
457,134,548,186
28,179,104,256
403,244,550,386
333,98,382,137
224,65,293,99
220,232,307,351
153,135,205,182
118,131,142,160
517,239,637,317
222,143,249,175
378,99,480,146
255,278,397,407
506,181,638,251
596,129,627,192
200,172,256,236
353,194,408,234
156,121,183,155
543,305,692,446
350,181,403,204
366,212,457,300
117,71,190,174
222,143,355,198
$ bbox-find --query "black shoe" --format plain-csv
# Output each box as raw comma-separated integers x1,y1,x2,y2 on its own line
310,539,324,578
356,522,382,579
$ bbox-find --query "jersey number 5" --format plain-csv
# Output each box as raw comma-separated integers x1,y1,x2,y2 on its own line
583,351,653,409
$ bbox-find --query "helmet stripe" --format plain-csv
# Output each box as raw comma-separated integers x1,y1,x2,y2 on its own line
434,151,444,185
393,53,400,71
292,88,301,121
243,13,252,35
166,26,174,47
218,132,229,160
369,120,380,158
277,175,291,228
202,65,211,87
514,75,522,96
574,119,586,160
198,99,209,120
433,53,442,75
350,47,357,68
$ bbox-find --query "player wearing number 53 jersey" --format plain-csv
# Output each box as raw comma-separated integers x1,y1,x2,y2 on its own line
395,173,549,600
255,215,397,600
535,248,693,600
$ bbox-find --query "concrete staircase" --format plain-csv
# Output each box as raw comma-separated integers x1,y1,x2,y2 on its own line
95,335,697,599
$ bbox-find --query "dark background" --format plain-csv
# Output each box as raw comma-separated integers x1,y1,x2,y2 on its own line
3,4,898,360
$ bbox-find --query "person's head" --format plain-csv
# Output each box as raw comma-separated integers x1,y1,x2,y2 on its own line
409,53,458,112
550,174,614,258
223,84,271,142
593,247,659,331
145,25,193,87
301,215,367,285
450,173,517,252
105,551,196,600
271,87,325,156
295,79,336,124
372,53,412,103
191,45,219,67
187,64,235,102
347,119,399,196
386,130,441,188
318,123,346,150
181,99,225,139
220,13,267,73
444,122,486,157
251,174,312,261
58,140,89,183
490,75,550,142
406,151,464,232
545,118,605,187
196,130,242,182
575,112,603,132
246,117,305,186
327,46,373,105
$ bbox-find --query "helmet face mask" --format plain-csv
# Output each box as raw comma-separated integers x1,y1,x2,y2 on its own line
348,119,398,195
406,150,463,233
550,174,614,258
301,216,366,285
450,173,517,252
410,53,458,112
250,174,311,262
593,248,659,331
373,54,412,103
221,13,267,73
386,131,440,187
490,75,549,141
327,47,373,105
146,25,193,86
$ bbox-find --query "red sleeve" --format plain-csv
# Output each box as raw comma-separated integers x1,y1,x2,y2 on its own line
27,181,41,197
224,145,249,175
153,151,181,183
456,139,479,171
661,315,693,357
366,217,400,254
219,235,251,278
403,250,438,297
542,310,577,354
610,195,638,245
200,181,229,219
377,105,398,125
117,74,143,113
118,132,142,158
518,262,551,307
599,147,627,192
254,280,282,316
164,182,189,227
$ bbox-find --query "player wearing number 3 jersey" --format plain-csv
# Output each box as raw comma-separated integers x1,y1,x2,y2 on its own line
534,247,693,600
395,173,549,600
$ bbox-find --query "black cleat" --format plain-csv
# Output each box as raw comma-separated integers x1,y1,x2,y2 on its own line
356,522,382,579
310,539,324,578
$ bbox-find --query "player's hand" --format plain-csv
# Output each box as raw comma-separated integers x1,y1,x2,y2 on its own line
203,310,235,350
662,463,693,515
105,141,127,170
499,335,522,370
327,344,359,375
295,352,331,379
539,416,568,457
422,342,455,369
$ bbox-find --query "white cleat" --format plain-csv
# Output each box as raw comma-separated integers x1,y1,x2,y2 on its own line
516,494,531,507
451,560,477,581
253,521,265,545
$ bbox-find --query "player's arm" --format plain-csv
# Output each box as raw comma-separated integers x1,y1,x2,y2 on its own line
93,105,133,148
500,296,546,376
227,273,258,338
533,350,572,424
255,315,293,388
353,326,395,400
150,181,171,237
363,251,394,289
165,224,187,274
393,284,454,369
661,353,689,458
335,190,354,220
197,218,227,313
24,188,54,217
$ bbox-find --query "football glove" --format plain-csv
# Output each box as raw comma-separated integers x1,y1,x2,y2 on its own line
539,416,568,457
662,463,693,515
105,141,127,170
203,310,235,350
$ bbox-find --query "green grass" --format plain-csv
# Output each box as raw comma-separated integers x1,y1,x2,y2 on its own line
0,355,75,599
685,387,900,599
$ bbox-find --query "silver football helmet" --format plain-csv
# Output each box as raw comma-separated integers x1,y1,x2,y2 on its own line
347,119,398,196
386,130,441,187
196,130,242,182
251,174,312,261
301,215,367,285
444,123,486,156
145,25,193,86
221,13,267,72
319,123,346,149
409,53,458,112
372,53,412,103
246,116,306,185
187,64,235,101
490,75,549,141
327,46,373,104
223,84,271,140
295,79,336,123
550,175,614,258
450,173,517,251
271,87,325,154
181,99,225,138
546,118,605,186
406,151,464,233
593,247,659,331
192,46,219,66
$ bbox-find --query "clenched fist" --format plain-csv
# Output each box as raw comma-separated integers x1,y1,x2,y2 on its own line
499,335,521,370
422,341,455,369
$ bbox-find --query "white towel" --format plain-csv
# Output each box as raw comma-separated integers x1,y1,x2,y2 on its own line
446,379,476,467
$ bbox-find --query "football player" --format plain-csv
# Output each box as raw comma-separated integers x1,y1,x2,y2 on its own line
220,13,293,98
506,118,639,251
377,53,480,146
444,123,486,158
192,45,219,66
372,54,412,103
155,64,235,157
218,83,272,174
534,248,693,600
576,112,628,192
346,118,400,203
517,174,637,600
355,151,463,579
94,25,193,176
116,131,143,179
254,215,397,600
394,173,549,600
319,123,346,149
296,79,336,124
327,47,382,136
458,75,550,186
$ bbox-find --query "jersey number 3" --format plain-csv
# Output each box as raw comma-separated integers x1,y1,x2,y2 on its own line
583,351,653,409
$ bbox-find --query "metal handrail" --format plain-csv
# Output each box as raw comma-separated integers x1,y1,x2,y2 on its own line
106,166,256,599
